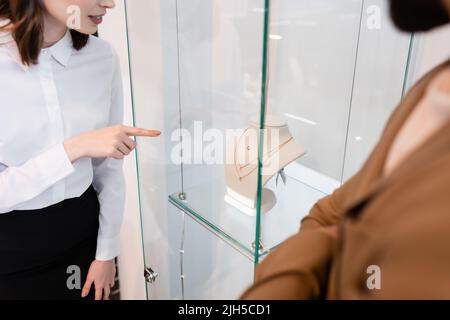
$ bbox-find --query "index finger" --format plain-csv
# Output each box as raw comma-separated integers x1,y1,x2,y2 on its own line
123,126,161,137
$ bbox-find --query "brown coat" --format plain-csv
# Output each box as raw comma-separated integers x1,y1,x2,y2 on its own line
241,59,450,300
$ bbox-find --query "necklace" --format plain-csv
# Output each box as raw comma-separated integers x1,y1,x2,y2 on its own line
233,127,293,180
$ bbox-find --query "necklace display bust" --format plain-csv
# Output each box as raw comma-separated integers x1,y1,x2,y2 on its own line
224,115,306,216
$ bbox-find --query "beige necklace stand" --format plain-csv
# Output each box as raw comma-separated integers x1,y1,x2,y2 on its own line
224,115,306,216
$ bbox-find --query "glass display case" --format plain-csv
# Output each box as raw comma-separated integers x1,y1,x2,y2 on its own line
124,0,415,299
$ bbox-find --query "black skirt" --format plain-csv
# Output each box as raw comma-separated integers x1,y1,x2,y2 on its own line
0,184,100,300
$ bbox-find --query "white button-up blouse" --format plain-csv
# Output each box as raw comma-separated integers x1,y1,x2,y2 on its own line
0,21,125,261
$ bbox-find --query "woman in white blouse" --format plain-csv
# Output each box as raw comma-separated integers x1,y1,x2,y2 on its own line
0,0,160,300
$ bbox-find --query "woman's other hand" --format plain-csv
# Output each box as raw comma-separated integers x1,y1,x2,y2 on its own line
81,259,116,300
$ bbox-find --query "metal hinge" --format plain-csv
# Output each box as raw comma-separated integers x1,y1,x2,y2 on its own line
144,266,159,284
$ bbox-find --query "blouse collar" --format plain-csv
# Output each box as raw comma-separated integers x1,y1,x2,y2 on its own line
44,28,73,67
0,18,73,71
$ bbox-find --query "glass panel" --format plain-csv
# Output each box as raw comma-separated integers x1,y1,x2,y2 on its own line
267,0,363,182
342,0,414,180
124,0,187,299
168,0,268,260
182,214,254,299
257,0,364,253
258,0,413,252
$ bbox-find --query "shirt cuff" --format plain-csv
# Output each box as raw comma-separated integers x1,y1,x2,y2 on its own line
34,142,75,182
95,234,121,261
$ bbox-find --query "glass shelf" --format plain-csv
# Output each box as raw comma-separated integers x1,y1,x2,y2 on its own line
169,162,328,261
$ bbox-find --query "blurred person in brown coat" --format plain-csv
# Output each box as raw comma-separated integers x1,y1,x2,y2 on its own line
242,0,450,300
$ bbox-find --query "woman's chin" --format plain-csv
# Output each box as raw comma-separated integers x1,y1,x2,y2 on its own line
72,26,98,35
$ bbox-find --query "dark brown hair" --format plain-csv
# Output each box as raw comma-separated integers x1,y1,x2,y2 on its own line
0,0,89,66
389,0,450,32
